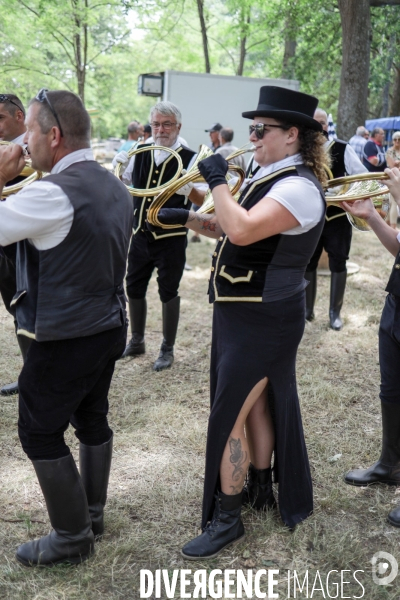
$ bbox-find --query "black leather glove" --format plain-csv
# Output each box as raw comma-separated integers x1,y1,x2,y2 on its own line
198,154,229,191
146,208,189,230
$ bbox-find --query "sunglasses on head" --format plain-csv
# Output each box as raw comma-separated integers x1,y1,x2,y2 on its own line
35,88,64,137
249,123,288,139
0,94,25,115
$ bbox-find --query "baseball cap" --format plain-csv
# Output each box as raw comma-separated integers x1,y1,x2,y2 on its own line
205,122,223,132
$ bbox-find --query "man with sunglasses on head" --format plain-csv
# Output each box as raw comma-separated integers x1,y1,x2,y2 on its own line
0,89,133,567
304,108,367,331
0,93,32,396
113,101,205,371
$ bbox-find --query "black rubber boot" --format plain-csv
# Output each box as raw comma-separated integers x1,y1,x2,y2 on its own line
153,296,180,372
242,464,276,511
344,402,400,487
79,436,113,538
1,334,32,396
121,298,146,358
181,491,245,560
329,271,347,330
304,270,317,322
16,454,94,567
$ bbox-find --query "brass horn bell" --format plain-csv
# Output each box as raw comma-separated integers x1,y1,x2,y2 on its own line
0,141,43,197
324,172,390,232
147,144,253,228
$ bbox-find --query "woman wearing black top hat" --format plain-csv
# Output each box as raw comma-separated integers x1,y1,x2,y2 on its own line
150,86,328,559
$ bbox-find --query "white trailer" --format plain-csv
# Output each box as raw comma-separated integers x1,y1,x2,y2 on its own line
140,70,299,150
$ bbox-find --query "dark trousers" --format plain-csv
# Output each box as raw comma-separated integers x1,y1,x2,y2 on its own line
379,294,400,404
18,324,127,460
125,231,187,303
0,252,17,322
307,214,352,273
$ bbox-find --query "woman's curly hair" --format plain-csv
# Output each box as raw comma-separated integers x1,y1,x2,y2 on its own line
279,122,331,186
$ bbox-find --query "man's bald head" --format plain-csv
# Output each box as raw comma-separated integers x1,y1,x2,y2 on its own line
314,109,328,132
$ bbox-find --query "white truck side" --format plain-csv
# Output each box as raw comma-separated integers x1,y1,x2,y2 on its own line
161,70,299,150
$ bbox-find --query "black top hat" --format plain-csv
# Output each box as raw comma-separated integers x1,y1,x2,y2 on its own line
242,86,322,132
205,122,223,133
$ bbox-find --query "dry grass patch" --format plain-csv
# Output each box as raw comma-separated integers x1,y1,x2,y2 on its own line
1,233,400,599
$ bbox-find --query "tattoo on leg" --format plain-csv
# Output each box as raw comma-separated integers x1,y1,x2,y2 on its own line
228,437,247,494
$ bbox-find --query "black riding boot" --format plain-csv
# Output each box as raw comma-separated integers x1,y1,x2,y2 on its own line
16,454,94,567
181,491,245,559
153,296,180,372
242,464,276,510
329,270,347,330
79,436,113,537
1,334,32,396
121,298,146,358
304,270,317,322
344,402,400,487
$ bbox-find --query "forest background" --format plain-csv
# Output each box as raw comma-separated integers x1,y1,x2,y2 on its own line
1,0,400,141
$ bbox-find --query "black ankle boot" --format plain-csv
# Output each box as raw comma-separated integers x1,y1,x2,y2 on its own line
16,454,94,567
329,271,347,330
242,464,276,510
344,402,400,486
79,436,113,537
304,270,317,322
121,298,146,358
153,297,180,372
181,491,245,560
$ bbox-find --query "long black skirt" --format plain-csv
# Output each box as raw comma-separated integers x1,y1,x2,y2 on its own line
202,290,313,530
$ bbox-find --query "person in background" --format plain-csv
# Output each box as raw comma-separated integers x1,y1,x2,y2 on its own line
142,123,152,142
385,132,400,229
304,108,367,331
113,101,205,371
205,123,223,152
348,126,369,161
215,127,246,171
0,93,32,396
118,121,144,152
363,128,387,172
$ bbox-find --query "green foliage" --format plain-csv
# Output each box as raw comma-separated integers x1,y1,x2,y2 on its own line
1,0,400,138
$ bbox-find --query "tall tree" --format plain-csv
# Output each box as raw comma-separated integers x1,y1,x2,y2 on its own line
336,0,370,140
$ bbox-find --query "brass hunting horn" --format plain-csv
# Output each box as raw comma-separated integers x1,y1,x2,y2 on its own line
0,141,43,197
114,144,183,197
324,172,390,232
147,144,254,228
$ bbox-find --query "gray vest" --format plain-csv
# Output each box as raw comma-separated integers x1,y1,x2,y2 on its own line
13,160,133,341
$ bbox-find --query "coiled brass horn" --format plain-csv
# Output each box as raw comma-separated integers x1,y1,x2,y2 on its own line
324,172,390,232
0,141,43,197
114,144,183,197
147,144,254,228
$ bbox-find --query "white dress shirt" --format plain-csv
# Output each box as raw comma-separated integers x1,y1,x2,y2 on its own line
121,140,207,193
243,154,324,236
12,133,26,146
0,148,94,250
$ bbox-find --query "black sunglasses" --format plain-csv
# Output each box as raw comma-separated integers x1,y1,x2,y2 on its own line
249,123,288,139
35,88,64,137
0,94,25,115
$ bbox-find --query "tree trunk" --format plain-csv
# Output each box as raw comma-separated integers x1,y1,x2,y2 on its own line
281,15,297,79
390,65,400,115
380,32,396,117
337,0,371,140
237,11,250,76
196,0,211,73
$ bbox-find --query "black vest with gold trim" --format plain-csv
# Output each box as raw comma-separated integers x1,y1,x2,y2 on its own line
386,252,400,297
208,165,326,303
132,143,196,240
326,139,347,222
